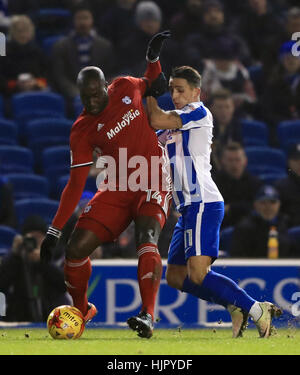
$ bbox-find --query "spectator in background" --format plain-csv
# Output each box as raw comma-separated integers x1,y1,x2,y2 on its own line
262,7,300,76
260,40,300,132
208,89,244,169
230,185,293,258
212,142,262,228
0,176,15,228
0,0,10,33
117,1,163,76
185,0,251,67
0,215,70,322
51,3,115,104
236,0,283,65
0,15,48,95
201,37,257,107
275,144,300,228
96,0,138,49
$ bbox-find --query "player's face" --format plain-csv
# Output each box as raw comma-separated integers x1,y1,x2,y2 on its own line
169,78,200,109
80,79,109,115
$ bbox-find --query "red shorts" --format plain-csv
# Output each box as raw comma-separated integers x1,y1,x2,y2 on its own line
76,189,172,242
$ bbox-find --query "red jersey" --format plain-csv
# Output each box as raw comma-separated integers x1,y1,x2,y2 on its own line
70,75,163,190
52,61,170,230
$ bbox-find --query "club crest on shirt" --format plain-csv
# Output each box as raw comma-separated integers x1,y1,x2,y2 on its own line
122,96,132,104
97,123,104,131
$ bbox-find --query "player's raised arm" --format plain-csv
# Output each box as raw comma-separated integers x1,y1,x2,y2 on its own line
142,31,171,98
146,96,182,130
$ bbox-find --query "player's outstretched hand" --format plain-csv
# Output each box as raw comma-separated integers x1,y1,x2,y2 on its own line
40,227,61,263
144,72,168,98
146,30,171,62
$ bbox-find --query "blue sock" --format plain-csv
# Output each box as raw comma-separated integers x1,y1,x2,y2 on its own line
182,276,228,308
201,270,256,312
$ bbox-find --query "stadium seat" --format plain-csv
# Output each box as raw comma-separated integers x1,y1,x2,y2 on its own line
288,226,300,243
0,119,18,145
42,34,64,56
5,173,49,200
0,225,18,256
35,8,72,42
0,145,34,174
57,174,97,198
0,95,3,117
219,226,234,257
157,92,175,111
42,145,70,196
241,119,269,146
26,118,72,164
12,91,66,135
258,171,287,185
277,120,300,154
73,95,83,118
14,198,59,230
245,146,287,176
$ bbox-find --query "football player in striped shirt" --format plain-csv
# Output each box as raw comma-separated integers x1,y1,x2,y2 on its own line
146,65,282,337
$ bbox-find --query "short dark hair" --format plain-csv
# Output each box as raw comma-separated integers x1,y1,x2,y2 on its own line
211,88,233,102
220,142,244,157
170,66,202,88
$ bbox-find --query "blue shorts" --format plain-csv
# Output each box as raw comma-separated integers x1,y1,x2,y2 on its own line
167,201,224,265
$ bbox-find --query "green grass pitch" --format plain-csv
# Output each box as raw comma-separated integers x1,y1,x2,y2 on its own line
1,327,300,355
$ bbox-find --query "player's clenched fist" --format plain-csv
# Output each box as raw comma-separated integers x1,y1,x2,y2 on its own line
146,30,171,62
40,227,61,263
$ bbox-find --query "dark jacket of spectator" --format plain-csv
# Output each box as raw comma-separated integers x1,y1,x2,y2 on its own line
230,211,292,258
0,176,15,227
212,169,262,228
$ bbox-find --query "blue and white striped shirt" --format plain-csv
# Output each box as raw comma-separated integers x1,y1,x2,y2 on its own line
157,102,223,211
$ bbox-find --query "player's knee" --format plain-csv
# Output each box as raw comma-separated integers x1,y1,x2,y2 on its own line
189,268,209,286
65,240,84,260
165,268,184,290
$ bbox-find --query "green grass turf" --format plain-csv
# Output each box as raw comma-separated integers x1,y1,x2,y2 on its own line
0,327,300,355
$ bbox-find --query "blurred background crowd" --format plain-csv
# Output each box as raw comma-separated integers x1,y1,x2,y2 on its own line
0,0,300,271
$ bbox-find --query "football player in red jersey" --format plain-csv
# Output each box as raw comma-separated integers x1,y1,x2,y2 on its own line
40,31,171,338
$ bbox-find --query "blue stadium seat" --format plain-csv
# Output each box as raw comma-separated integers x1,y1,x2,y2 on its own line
277,120,300,154
0,95,3,117
288,226,300,243
42,34,64,56
12,91,66,135
0,225,18,256
0,119,18,145
157,92,175,111
241,119,269,146
26,118,72,164
57,174,97,198
35,8,72,41
42,146,70,195
14,198,59,230
245,146,287,176
219,226,234,257
0,145,34,174
258,171,287,185
73,95,83,118
5,173,49,200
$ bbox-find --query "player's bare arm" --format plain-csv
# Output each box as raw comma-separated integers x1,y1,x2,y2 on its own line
146,96,182,130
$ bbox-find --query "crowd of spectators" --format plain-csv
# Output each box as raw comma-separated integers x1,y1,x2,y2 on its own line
0,0,300,264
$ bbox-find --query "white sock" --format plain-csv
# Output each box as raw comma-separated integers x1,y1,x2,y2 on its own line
249,301,263,322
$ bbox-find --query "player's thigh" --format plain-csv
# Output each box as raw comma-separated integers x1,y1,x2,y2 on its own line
77,190,133,243
65,227,102,260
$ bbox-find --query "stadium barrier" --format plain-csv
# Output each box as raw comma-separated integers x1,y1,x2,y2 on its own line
89,259,300,328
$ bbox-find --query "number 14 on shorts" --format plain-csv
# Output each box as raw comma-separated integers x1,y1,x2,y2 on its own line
146,190,162,204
